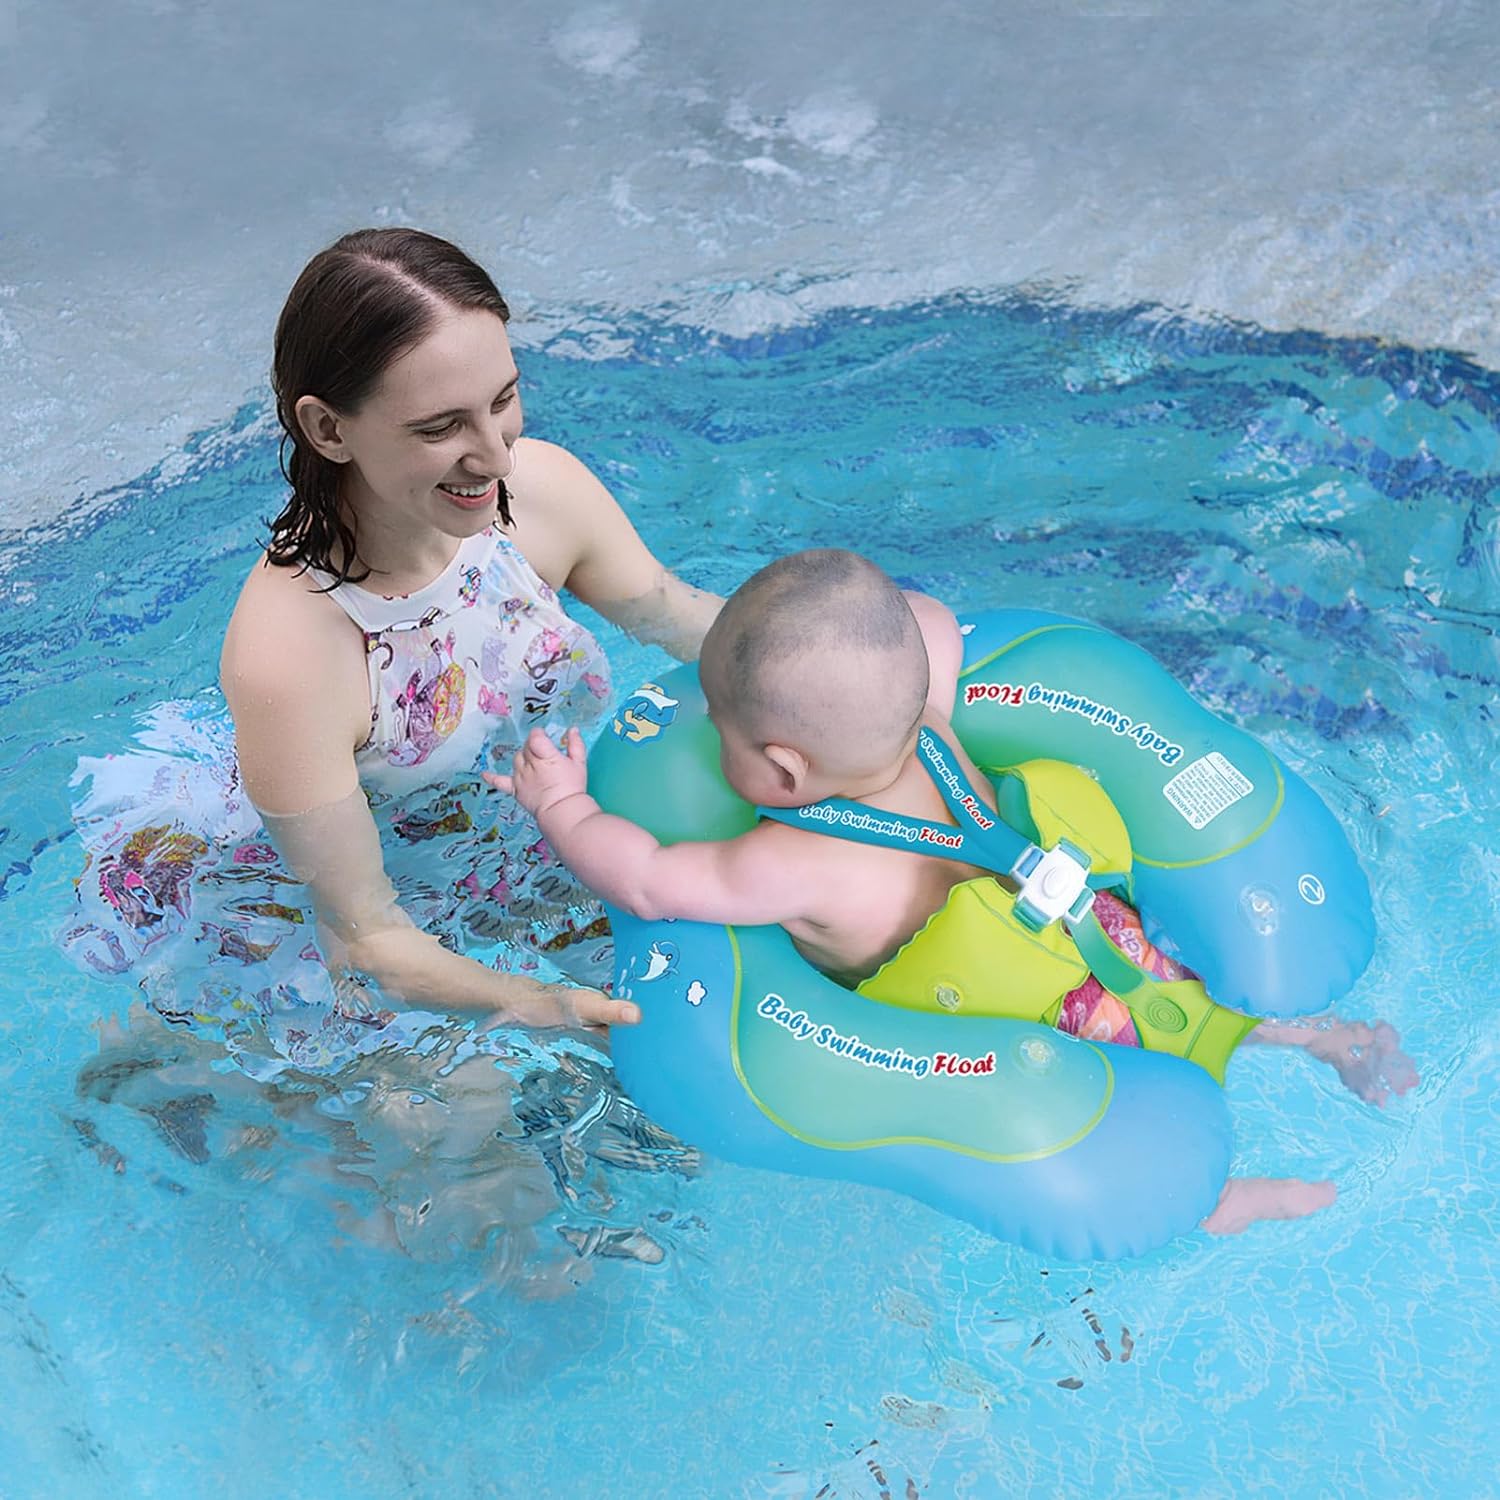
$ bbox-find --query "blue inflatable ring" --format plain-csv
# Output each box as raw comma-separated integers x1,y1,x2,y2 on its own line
589,609,1375,1260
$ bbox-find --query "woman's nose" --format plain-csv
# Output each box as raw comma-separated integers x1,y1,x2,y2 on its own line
468,412,513,476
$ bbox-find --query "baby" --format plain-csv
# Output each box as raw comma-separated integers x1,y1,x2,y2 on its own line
491,549,1417,1234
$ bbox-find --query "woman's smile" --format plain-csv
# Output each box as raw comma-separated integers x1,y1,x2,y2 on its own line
437,476,499,510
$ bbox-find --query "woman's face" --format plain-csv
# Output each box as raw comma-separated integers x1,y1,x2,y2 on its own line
334,306,524,538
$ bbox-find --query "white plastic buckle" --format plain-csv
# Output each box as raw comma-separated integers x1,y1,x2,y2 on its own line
1011,839,1095,930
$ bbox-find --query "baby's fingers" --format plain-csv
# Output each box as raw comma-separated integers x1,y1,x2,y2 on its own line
482,770,514,794
525,726,562,760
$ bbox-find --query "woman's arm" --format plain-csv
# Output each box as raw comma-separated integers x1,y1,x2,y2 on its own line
902,590,965,715
221,569,638,1029
506,438,723,660
256,788,635,1027
591,570,723,663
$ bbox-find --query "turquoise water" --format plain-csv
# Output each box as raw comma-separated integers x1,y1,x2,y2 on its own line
2,297,1498,1496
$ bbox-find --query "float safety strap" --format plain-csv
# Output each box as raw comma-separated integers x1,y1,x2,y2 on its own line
755,728,1038,873
758,731,1164,1006
759,732,1252,1076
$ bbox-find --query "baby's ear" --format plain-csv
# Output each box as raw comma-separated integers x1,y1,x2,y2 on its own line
763,742,810,799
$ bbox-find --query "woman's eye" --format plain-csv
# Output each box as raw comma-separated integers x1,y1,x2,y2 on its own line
419,420,459,440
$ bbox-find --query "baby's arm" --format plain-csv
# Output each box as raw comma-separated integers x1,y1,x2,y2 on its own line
902,591,965,716
486,727,823,926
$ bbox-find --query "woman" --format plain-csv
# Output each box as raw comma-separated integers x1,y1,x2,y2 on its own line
67,228,720,1073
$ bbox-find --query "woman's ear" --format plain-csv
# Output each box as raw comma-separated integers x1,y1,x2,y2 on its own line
294,394,351,463
762,742,811,800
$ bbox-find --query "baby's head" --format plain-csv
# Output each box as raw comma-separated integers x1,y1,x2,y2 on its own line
700,549,929,806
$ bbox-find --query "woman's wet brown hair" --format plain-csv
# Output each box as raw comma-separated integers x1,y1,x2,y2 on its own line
266,227,512,585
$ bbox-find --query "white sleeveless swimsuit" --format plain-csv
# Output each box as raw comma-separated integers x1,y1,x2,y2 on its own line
314,526,607,787
63,526,615,1075
310,525,614,959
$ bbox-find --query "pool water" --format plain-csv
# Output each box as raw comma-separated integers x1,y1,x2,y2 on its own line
2,296,1497,1496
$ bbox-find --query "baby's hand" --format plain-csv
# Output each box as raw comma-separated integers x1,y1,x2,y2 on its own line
483,726,589,816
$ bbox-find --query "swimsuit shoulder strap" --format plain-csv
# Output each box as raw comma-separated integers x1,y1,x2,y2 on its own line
306,529,500,634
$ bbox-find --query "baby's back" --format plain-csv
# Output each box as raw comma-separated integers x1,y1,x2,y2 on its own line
774,716,1000,985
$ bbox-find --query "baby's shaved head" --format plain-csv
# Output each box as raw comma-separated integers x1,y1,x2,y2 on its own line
701,549,929,774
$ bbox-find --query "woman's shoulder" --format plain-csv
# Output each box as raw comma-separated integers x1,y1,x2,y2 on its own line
510,434,593,487
221,554,371,806
221,554,365,707
504,437,619,587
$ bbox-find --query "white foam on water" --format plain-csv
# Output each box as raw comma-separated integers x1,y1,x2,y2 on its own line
383,104,476,170
552,8,643,78
2,0,1497,528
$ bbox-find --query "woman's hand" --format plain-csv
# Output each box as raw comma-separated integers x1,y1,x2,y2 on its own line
484,725,589,817
347,923,640,1029
480,983,641,1034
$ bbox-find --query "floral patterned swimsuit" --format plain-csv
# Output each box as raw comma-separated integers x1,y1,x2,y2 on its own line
63,526,614,1076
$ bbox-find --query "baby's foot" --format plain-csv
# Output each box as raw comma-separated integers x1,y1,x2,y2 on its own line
1201,1176,1336,1235
1304,1020,1419,1107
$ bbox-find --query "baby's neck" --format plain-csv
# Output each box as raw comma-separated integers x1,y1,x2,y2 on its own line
834,752,916,803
